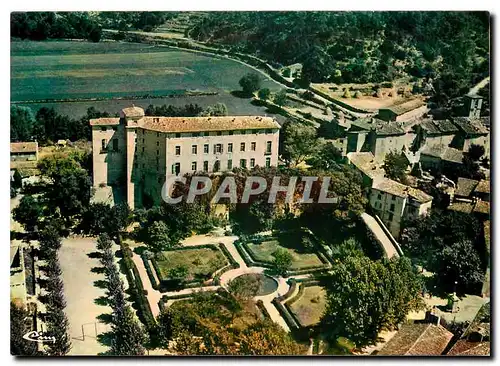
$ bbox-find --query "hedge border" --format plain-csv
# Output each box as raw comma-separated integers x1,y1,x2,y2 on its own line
284,282,326,329
271,298,300,330
121,244,156,328
255,300,271,320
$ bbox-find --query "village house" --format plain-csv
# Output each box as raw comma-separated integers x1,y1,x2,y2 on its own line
377,98,428,123
347,152,432,238
90,106,280,209
10,141,38,162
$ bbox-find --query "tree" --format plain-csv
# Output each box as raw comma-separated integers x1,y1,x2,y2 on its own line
38,220,63,253
110,305,146,356
239,73,262,95
12,195,43,233
11,105,35,142
11,301,40,356
322,256,423,347
281,121,318,166
468,144,485,161
307,141,343,170
12,170,23,190
45,307,71,356
382,150,409,183
272,248,293,276
273,89,288,107
199,103,228,117
146,221,173,252
168,265,189,281
400,210,485,293
258,88,271,100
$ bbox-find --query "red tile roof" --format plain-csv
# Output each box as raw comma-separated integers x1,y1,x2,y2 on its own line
447,340,490,356
10,142,38,154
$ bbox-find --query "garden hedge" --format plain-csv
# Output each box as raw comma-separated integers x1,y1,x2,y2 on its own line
271,298,300,330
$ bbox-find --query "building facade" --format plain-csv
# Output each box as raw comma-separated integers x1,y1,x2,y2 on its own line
91,107,281,209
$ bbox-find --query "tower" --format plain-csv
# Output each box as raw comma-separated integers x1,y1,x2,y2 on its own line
464,94,483,119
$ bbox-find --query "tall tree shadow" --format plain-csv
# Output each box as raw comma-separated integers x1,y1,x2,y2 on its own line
96,313,113,324
94,296,112,306
91,266,106,274
87,251,102,259
97,331,114,347
93,280,108,289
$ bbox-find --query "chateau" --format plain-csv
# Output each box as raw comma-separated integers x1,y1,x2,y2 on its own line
90,107,281,209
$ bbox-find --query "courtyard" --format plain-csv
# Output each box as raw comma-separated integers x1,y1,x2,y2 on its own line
288,285,327,328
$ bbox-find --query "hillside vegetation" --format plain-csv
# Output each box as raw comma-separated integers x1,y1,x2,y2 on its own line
188,12,489,98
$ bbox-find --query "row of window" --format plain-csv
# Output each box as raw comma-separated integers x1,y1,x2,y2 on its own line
137,129,275,138
171,157,272,175
175,141,272,156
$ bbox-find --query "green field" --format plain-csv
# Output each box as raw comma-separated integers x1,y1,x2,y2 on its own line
11,40,283,119
246,240,324,270
154,247,227,281
288,285,327,327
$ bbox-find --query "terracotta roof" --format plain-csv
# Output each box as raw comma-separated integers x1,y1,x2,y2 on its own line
381,99,426,116
452,117,489,135
373,178,433,203
448,201,474,214
473,200,490,215
442,148,464,164
90,118,120,126
455,177,479,197
419,119,459,135
346,152,385,180
140,116,280,133
447,341,490,356
10,142,38,154
474,180,490,194
378,323,453,356
121,106,145,119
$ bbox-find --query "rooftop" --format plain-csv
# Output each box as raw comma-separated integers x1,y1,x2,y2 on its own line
346,152,385,180
421,144,463,164
448,201,474,214
377,323,453,356
90,115,281,132
10,141,38,154
121,106,145,119
473,200,490,215
474,179,490,194
447,341,490,356
452,117,489,135
419,119,458,135
350,117,405,136
373,178,433,203
455,177,479,197
380,98,426,116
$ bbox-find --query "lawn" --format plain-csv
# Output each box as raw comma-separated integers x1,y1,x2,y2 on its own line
288,285,327,327
11,40,283,119
246,239,324,270
154,247,227,281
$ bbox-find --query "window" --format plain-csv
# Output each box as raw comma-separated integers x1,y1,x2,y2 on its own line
266,129,273,134
204,144,209,154
240,159,247,168
156,150,159,155
112,139,118,152
101,127,107,132
142,138,145,143
175,133,181,138
241,130,246,135
142,147,145,153
214,144,223,154
203,161,209,172
156,141,159,146
158,176,162,184
135,146,137,153
192,162,197,171
266,141,272,154
228,143,233,153
392,195,396,201
388,213,394,222
174,163,180,175
101,139,106,151
240,142,246,152
157,132,160,137
251,142,256,151
390,203,395,212
265,157,271,168
227,159,232,169
378,193,382,200
175,146,181,155
192,145,198,154
216,131,222,136
214,160,220,172
192,132,199,137
250,158,255,168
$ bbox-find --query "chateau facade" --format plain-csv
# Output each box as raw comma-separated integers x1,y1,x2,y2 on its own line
90,107,281,209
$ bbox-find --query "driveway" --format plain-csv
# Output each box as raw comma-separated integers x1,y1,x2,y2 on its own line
59,237,117,355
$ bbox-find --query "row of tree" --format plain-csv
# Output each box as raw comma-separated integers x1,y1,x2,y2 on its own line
97,234,147,355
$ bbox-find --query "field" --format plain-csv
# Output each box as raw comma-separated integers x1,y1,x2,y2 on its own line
246,240,324,270
288,285,327,327
11,40,283,119
154,247,227,281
